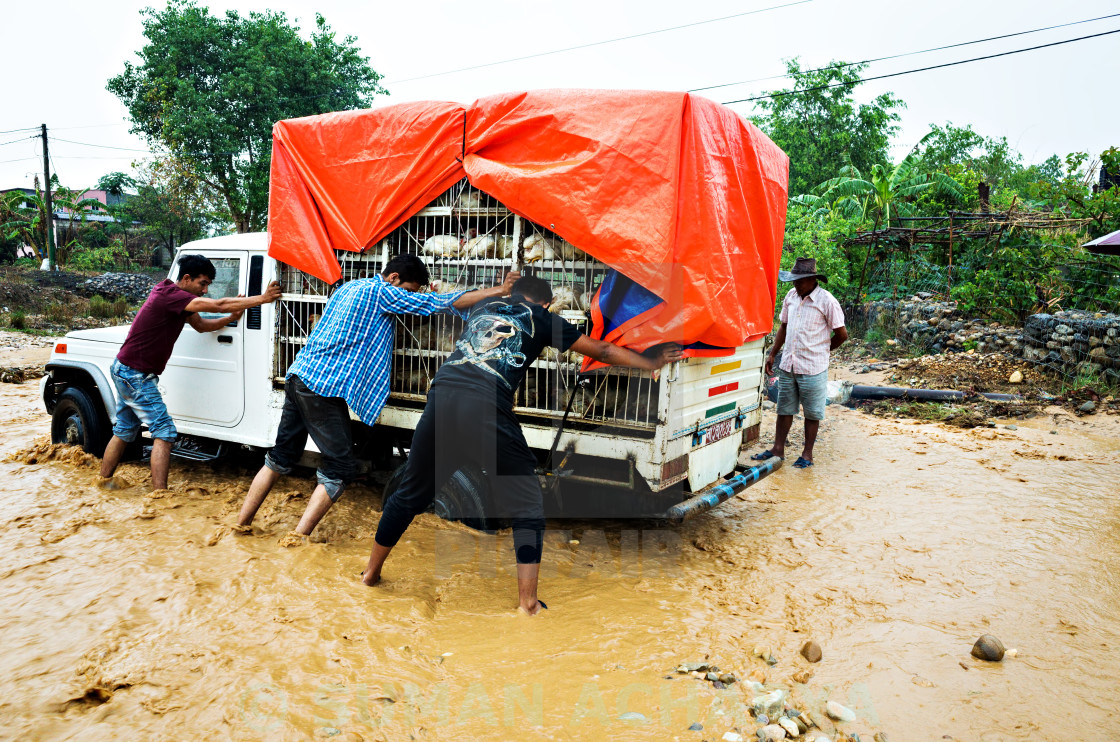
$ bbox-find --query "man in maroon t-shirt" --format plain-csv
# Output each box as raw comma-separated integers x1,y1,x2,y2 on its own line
99,254,281,489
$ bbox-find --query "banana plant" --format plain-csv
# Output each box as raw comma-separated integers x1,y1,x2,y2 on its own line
52,186,111,264
794,132,966,226
0,190,47,260
0,187,106,265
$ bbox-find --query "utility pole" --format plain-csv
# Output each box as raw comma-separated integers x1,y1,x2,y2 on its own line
41,123,56,271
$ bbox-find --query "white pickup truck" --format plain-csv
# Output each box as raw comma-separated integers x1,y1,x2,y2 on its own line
42,182,778,520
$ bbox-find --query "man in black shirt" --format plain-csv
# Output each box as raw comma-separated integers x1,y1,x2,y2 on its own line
362,276,682,614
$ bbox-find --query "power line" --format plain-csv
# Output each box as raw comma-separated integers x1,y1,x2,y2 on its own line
0,156,38,165
50,136,237,157
692,11,1120,93
51,137,155,153
52,155,146,160
387,0,814,85
52,123,129,131
0,127,38,135
720,27,1120,105
0,136,37,147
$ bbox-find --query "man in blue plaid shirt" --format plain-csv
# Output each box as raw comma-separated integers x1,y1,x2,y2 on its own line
237,254,517,538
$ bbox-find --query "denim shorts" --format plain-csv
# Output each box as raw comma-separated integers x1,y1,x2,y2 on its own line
110,359,177,442
776,368,828,421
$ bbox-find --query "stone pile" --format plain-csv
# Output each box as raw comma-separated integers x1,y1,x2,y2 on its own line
865,295,1023,354
668,644,878,741
78,273,159,303
1022,309,1120,381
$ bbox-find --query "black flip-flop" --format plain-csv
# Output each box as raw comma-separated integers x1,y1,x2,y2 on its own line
792,457,814,468
750,450,781,461
538,599,548,610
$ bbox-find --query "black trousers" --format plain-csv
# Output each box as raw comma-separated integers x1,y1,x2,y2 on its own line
264,374,361,502
375,384,546,564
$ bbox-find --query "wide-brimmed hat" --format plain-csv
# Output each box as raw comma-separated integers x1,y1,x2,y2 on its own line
778,257,828,283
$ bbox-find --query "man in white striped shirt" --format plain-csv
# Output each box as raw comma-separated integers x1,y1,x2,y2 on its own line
751,257,847,469
236,254,517,537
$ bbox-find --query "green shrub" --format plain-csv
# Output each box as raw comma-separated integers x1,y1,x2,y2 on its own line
67,241,135,272
111,298,130,317
10,311,26,329
46,302,71,323
14,257,39,268
782,210,863,303
90,295,112,318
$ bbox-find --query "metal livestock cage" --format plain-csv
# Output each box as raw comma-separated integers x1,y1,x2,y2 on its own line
273,179,768,507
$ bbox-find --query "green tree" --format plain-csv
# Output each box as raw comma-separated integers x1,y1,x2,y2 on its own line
752,59,905,197
116,155,218,253
915,123,1023,184
96,172,137,198
108,1,386,232
793,134,965,300
1036,147,1120,236
793,135,965,226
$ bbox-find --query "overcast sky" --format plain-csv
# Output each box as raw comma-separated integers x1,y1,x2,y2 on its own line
2,0,1118,191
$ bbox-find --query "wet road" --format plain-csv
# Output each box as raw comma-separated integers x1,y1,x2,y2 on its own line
1,380,1118,740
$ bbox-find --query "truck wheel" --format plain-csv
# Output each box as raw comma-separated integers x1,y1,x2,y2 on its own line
380,462,408,506
434,465,491,532
51,387,110,457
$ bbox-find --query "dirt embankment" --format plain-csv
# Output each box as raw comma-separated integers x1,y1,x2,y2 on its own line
0,266,158,379
833,340,1118,426
0,266,149,337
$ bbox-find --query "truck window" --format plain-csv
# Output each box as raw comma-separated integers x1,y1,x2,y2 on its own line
198,258,242,318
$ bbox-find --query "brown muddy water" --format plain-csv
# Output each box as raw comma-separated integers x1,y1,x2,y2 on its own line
1,379,1118,741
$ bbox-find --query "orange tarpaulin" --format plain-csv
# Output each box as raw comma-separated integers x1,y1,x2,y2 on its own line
268,89,789,353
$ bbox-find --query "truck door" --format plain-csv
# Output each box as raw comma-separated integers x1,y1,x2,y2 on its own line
161,251,247,427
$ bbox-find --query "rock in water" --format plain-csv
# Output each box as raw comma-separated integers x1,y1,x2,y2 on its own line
1079,401,1096,413
971,634,1006,661
825,701,856,722
1008,370,1023,384
722,733,744,742
688,722,703,731
756,726,786,741
618,711,648,723
752,689,788,719
800,641,822,663
779,716,801,737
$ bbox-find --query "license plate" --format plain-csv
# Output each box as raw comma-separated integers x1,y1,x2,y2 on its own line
703,419,735,445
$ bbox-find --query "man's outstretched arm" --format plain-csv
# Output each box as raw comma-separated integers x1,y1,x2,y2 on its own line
184,281,281,316
568,337,683,371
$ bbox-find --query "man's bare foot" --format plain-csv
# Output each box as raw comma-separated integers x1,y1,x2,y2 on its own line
231,524,253,535
518,599,546,616
360,569,381,586
277,530,307,547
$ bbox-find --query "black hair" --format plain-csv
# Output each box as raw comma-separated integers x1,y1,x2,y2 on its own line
382,254,430,286
177,254,216,280
513,276,552,304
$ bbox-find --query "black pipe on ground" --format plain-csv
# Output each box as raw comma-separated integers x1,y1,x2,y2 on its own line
849,384,1021,403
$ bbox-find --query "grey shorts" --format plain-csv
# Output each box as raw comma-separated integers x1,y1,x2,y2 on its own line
776,368,828,421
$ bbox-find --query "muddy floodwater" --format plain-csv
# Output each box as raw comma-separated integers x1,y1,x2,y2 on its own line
1,379,1118,741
